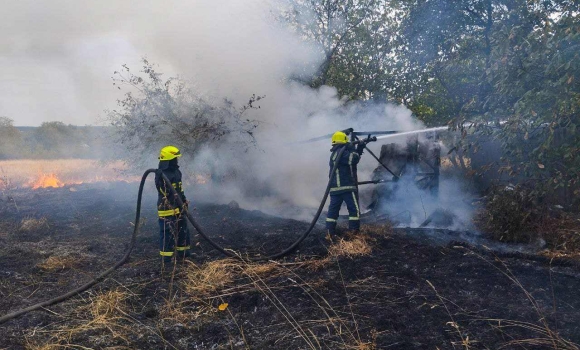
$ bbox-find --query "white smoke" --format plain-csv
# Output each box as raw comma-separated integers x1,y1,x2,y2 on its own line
2,0,475,226
186,81,428,219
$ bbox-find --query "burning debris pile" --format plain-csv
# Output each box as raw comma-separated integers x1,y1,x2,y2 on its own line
365,134,473,230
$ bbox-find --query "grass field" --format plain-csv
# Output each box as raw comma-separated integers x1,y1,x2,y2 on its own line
0,159,138,189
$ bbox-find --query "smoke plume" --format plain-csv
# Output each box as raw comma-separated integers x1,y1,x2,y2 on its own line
2,0,475,227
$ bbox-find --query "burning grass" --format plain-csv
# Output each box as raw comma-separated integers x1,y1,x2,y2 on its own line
0,159,210,190
0,159,138,189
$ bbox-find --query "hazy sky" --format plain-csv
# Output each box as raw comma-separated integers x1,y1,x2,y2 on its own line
0,0,316,126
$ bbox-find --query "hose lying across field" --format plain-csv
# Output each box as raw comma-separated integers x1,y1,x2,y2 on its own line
162,147,348,260
0,146,352,324
0,169,153,325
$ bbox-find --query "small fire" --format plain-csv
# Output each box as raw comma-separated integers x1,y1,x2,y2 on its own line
30,173,65,189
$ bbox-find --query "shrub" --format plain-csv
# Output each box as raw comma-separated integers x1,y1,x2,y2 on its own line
106,58,262,169
476,184,552,243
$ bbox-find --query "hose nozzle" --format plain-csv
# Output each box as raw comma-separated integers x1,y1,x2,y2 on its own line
353,135,377,145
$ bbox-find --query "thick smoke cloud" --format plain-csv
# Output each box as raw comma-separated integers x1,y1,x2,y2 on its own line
0,0,317,126
2,0,474,226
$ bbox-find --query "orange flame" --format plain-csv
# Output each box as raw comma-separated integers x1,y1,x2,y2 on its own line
24,170,206,190
30,173,65,189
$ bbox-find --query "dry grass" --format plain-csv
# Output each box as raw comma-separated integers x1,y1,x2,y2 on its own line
88,289,131,325
0,174,14,192
328,235,373,259
37,255,81,271
24,288,135,349
360,223,393,237
241,261,279,276
181,259,282,301
24,343,63,350
307,232,375,271
539,213,580,253
350,341,377,350
484,319,580,350
19,217,49,232
183,259,237,298
457,246,580,349
158,298,206,323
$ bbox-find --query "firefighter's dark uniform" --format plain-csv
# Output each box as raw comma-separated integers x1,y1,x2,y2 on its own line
155,159,191,260
326,143,363,234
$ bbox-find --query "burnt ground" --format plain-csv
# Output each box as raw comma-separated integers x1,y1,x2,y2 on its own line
0,182,579,349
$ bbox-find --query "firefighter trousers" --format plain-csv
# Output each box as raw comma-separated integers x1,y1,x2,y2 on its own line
159,215,191,258
325,191,360,234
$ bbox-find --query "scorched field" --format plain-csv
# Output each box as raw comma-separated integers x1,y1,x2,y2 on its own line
0,161,579,349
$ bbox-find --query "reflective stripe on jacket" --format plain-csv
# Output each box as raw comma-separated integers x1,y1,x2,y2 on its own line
328,144,360,194
155,166,187,217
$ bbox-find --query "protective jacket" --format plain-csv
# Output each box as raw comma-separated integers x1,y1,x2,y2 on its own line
328,144,360,194
155,160,187,217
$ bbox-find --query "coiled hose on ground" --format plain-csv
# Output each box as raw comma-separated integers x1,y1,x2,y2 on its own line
0,146,349,324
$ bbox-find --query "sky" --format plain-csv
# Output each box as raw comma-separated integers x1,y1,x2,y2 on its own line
0,0,316,126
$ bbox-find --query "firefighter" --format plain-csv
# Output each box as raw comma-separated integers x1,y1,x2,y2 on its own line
326,131,365,236
155,145,192,263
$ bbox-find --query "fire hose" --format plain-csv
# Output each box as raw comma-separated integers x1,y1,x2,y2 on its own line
0,139,377,324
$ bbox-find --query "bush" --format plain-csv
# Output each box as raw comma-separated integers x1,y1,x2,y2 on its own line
477,183,580,251
476,185,544,243
106,59,262,169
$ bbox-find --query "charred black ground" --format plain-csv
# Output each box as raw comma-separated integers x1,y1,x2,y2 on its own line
0,183,579,349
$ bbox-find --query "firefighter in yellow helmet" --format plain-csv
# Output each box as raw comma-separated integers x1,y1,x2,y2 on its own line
326,131,365,236
155,146,192,264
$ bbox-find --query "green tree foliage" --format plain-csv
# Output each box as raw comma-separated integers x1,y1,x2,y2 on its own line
28,122,104,159
483,4,580,204
106,59,262,168
396,0,579,206
284,0,400,100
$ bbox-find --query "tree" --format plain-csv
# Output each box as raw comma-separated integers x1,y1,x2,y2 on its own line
395,0,579,204
0,117,23,159
284,0,400,100
481,3,580,205
106,59,262,168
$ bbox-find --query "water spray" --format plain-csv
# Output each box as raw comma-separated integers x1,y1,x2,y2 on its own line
372,126,449,141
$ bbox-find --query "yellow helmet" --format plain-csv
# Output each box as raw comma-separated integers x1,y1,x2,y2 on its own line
159,145,182,161
331,131,348,145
